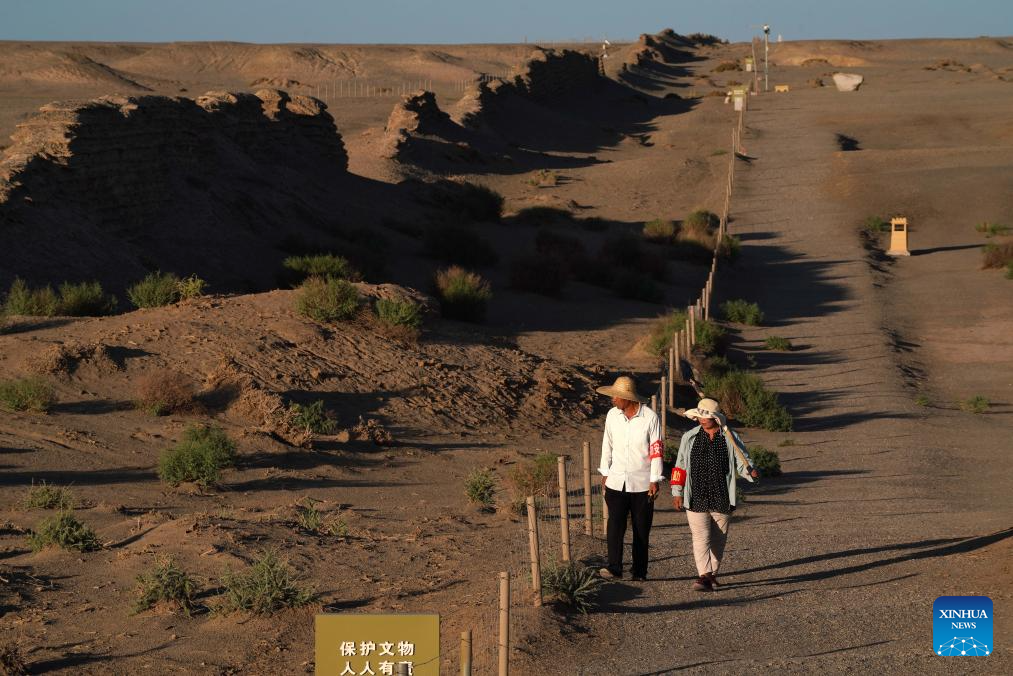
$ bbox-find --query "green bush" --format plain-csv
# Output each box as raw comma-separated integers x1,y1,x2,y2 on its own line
764,336,792,351
56,281,118,316
464,469,497,509
21,481,74,510
541,561,602,614
128,271,181,308
281,254,357,285
958,395,989,414
220,550,314,615
294,497,345,535
134,557,198,616
863,216,889,234
290,400,337,435
375,297,423,329
423,224,499,268
646,310,687,356
694,319,726,355
982,241,1013,269
508,453,558,500
663,439,679,465
3,278,59,316
718,234,741,261
296,277,359,322
0,377,55,413
512,206,574,227
748,445,782,476
435,266,492,322
713,61,741,72
684,210,720,232
914,393,931,407
176,274,207,301
643,218,676,242
431,180,504,222
508,253,568,297
702,367,792,432
28,511,100,552
974,222,1010,237
721,299,764,325
157,425,237,488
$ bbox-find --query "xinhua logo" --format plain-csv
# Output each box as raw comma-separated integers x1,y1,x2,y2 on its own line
933,596,992,656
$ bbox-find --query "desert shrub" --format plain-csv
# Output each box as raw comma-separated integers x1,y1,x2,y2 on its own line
643,218,676,242
778,438,796,447
508,253,568,297
281,254,357,286
718,234,741,261
512,206,574,227
464,469,497,509
289,400,337,435
863,216,889,234
748,445,782,476
975,222,1010,238
647,310,687,356
434,266,492,322
0,642,27,676
914,393,931,407
713,61,741,72
21,481,74,510
28,511,100,552
721,299,764,325
764,336,792,351
157,425,237,488
294,497,345,535
134,369,199,416
683,209,720,234
0,377,55,413
663,439,679,465
176,274,207,301
611,271,662,303
3,278,59,316
702,367,792,432
423,223,498,268
535,229,586,274
508,453,558,501
958,395,989,414
694,320,726,355
375,297,423,329
296,277,359,322
134,557,198,616
541,561,602,614
128,271,180,308
431,180,504,222
526,169,559,187
56,281,118,316
981,241,1013,269
220,550,314,615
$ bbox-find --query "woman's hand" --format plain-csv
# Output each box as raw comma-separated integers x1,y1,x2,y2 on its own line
672,496,683,511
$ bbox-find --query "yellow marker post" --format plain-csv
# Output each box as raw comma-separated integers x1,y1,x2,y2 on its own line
887,217,911,256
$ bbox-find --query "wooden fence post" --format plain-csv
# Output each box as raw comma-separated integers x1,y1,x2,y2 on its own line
673,335,682,383
499,572,509,676
669,346,676,392
398,662,409,676
557,457,571,562
461,630,472,676
526,497,542,607
660,376,667,437
582,441,592,536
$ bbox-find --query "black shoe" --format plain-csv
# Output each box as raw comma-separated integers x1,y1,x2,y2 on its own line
631,574,647,582
691,575,714,592
706,573,720,589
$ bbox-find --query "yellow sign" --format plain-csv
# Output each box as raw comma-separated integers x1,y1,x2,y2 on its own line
775,84,790,93
887,217,911,256
315,614,439,676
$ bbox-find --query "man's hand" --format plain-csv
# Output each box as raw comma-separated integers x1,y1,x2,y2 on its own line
648,482,658,498
601,475,607,490
750,468,760,479
672,496,683,511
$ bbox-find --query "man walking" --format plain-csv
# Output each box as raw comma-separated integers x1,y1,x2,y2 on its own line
596,375,663,581
671,398,758,591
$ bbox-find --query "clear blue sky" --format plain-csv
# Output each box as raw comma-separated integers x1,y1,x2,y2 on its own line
4,0,1012,44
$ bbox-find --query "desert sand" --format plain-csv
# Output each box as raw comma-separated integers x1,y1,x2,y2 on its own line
0,30,1011,674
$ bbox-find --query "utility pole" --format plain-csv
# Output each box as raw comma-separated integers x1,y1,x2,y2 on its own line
763,24,770,92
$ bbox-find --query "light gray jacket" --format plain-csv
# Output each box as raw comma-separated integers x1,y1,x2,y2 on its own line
670,425,755,508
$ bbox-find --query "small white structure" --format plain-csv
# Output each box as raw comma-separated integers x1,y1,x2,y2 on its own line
832,73,864,92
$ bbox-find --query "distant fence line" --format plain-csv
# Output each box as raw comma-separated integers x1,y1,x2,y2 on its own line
305,73,511,101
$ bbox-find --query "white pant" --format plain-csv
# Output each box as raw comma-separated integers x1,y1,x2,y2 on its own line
686,510,730,576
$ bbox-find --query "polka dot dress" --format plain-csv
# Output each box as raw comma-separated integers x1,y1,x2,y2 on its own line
689,429,731,513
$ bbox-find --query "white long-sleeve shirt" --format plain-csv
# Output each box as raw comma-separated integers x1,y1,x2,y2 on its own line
598,404,663,492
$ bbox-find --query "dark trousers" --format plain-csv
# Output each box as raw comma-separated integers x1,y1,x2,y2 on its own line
604,485,654,577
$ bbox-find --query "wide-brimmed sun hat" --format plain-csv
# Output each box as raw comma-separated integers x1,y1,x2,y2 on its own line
595,375,649,403
685,398,727,425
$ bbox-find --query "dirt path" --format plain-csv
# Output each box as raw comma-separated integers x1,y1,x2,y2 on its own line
541,89,1012,674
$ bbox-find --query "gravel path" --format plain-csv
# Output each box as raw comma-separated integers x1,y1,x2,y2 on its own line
552,89,1012,675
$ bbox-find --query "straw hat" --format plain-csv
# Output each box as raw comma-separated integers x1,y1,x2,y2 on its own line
685,398,727,425
595,375,649,403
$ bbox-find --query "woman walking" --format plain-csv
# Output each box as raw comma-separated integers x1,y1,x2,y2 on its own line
670,398,758,591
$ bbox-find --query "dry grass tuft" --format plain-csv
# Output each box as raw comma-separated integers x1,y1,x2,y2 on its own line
135,369,201,416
